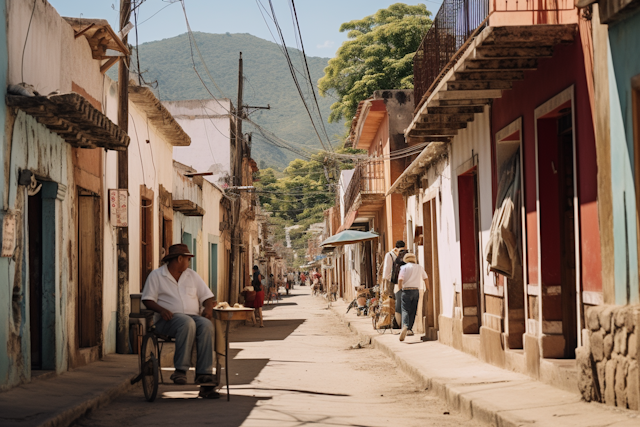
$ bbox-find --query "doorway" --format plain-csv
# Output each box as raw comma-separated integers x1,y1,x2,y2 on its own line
28,191,43,369
78,192,100,349
535,90,579,359
422,196,441,339
140,194,153,289
458,167,482,333
209,243,218,296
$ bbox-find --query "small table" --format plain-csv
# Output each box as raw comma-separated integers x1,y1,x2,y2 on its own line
212,307,255,401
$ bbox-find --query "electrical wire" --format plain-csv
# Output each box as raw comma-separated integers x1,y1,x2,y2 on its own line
21,0,37,83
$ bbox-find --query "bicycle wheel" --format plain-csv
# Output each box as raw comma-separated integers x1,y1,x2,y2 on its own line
140,333,159,402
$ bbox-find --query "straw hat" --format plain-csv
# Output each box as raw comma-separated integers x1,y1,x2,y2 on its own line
403,252,417,263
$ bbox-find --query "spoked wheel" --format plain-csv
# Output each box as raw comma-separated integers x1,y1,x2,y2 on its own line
140,333,159,402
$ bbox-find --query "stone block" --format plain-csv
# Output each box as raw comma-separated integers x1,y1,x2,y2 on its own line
588,306,601,331
614,327,628,356
625,308,635,333
480,326,506,368
615,308,627,328
524,333,540,380
629,333,637,360
591,330,605,362
604,333,614,360
597,360,606,401
540,334,566,359
628,361,639,410
576,346,595,402
605,357,618,405
599,306,614,333
615,357,629,407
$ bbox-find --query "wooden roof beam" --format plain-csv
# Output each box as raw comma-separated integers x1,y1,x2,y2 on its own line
414,121,468,130
475,46,554,59
464,58,538,70
447,80,512,91
454,70,525,81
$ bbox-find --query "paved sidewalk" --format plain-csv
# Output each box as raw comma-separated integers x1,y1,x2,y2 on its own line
0,354,138,427
328,298,640,427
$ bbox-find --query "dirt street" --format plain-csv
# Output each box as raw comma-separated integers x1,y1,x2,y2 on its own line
74,288,481,427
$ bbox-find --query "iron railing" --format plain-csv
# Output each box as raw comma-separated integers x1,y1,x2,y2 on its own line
343,162,385,214
413,0,490,108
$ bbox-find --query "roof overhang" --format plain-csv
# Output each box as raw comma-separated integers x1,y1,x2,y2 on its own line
129,86,191,147
6,92,129,151
63,17,129,73
387,140,449,195
172,199,205,216
405,24,577,145
351,99,387,150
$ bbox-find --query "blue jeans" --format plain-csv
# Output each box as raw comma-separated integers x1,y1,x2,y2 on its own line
401,289,420,331
154,313,214,375
395,290,402,314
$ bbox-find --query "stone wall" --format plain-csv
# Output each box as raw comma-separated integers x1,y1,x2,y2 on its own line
577,304,640,410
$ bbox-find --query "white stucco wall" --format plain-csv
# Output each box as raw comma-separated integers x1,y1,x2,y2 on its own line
164,99,232,187
127,101,176,295
410,106,493,320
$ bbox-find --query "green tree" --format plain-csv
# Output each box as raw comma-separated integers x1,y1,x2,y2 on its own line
318,3,432,126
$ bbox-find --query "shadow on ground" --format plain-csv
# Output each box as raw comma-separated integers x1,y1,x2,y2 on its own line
231,319,304,342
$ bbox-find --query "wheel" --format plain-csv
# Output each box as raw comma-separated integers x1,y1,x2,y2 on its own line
141,333,159,402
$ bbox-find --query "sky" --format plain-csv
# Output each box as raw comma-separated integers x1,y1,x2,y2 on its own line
47,0,443,58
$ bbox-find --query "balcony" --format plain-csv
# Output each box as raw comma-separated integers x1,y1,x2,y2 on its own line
343,162,385,219
408,0,577,144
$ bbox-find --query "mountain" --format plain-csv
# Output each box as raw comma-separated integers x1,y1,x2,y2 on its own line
131,32,344,169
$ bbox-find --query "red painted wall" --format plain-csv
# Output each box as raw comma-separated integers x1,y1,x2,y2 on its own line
458,172,478,284
491,32,602,293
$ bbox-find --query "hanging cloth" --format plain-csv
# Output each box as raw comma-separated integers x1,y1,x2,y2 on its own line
485,150,522,278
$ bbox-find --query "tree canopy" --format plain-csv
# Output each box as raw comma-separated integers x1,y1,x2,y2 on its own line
317,3,432,126
255,147,364,265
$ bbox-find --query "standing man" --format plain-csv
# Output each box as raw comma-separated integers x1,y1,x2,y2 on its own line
142,244,218,397
382,240,405,329
397,252,430,342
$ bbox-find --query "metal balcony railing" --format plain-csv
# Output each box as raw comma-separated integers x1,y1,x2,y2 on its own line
414,0,490,108
343,162,385,214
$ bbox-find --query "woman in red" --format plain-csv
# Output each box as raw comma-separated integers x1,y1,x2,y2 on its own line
251,265,265,327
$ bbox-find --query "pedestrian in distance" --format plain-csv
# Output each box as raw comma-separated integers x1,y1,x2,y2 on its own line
251,265,265,327
141,244,219,397
384,240,406,329
397,252,430,342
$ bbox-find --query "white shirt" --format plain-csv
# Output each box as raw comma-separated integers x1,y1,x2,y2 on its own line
398,262,428,291
142,265,214,320
382,250,397,281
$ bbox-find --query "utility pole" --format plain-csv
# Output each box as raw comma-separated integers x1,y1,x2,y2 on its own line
229,52,244,305
116,0,131,354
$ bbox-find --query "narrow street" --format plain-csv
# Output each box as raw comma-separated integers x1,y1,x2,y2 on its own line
73,288,480,427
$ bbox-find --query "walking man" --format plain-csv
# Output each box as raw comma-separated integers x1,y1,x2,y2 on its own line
382,240,405,328
397,252,429,341
141,243,218,397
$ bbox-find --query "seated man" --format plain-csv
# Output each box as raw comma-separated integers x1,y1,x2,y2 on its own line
142,243,217,393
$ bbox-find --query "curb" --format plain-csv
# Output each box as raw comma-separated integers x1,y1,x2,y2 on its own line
332,306,526,427
39,376,138,427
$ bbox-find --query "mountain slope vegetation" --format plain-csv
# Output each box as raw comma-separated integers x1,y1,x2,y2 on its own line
132,32,344,168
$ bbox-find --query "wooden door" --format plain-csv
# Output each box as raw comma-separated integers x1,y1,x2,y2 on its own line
78,195,98,348
422,198,441,337
140,196,153,288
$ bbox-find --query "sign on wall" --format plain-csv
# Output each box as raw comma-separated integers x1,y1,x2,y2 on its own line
1,213,16,257
109,189,128,227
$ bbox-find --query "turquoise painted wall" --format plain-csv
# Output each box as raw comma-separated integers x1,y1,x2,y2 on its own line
608,10,640,305
0,0,10,389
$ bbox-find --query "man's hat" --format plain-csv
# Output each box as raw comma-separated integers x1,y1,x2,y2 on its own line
162,243,194,263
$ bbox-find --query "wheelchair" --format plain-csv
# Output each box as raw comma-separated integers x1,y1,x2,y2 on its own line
131,327,219,402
